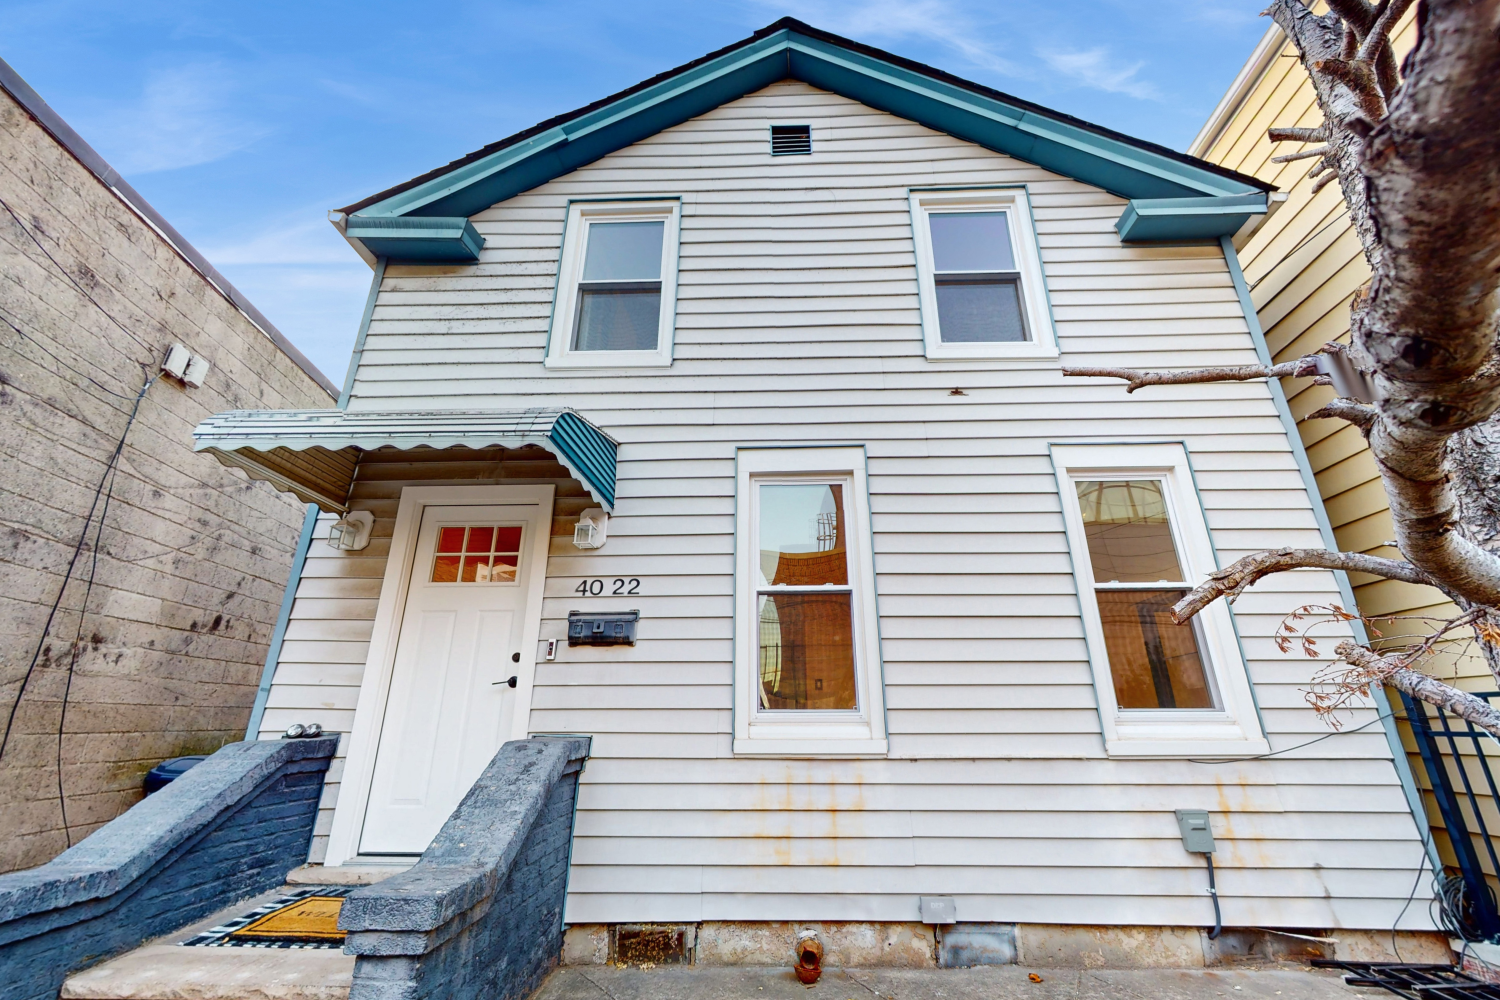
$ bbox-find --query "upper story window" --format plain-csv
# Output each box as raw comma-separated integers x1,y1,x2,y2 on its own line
909,189,1057,361
734,447,887,756
1052,443,1268,758
546,200,681,369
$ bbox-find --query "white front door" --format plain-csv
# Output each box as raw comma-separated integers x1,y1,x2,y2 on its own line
359,502,548,855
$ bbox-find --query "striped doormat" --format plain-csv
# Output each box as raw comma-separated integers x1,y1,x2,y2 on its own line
180,886,356,949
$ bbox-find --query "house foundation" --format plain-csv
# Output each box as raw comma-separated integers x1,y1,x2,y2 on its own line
562,922,1453,970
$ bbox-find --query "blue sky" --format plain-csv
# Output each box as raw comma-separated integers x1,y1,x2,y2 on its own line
1,0,1270,385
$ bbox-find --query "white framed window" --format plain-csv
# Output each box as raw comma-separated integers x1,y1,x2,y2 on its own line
1051,443,1268,757
909,188,1057,360
734,447,887,756
545,200,681,369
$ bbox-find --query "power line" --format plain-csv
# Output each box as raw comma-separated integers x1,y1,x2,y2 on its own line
0,371,155,763
0,195,146,347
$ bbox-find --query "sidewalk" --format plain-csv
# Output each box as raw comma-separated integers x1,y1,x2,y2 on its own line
534,964,1372,1000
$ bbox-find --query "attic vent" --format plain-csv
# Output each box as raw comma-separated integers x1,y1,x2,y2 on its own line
770,124,812,156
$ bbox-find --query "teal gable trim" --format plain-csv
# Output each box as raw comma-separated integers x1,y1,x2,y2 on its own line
339,256,386,408
344,217,483,263
1218,236,1439,875
1116,194,1267,243
344,21,1270,229
245,504,319,739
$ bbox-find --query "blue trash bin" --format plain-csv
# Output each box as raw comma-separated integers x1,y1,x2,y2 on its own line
143,755,205,794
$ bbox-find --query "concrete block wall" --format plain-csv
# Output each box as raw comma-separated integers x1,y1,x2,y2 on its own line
341,737,589,1000
0,736,336,1000
0,72,335,871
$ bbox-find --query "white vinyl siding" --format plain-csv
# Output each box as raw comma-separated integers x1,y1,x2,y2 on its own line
263,81,1427,929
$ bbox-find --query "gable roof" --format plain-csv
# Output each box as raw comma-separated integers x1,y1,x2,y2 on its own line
334,18,1274,256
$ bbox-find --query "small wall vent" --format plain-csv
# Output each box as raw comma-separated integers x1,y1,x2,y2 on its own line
770,124,812,156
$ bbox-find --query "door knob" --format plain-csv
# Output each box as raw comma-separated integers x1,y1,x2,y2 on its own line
492,676,518,688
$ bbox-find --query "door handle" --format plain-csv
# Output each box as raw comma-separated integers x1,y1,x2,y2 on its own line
492,676,518,688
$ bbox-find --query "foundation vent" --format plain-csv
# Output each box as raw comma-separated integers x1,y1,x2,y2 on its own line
610,924,695,965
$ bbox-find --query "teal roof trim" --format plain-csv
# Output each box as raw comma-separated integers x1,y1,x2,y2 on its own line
342,20,1271,231
343,216,484,263
1115,193,1268,243
783,37,1255,202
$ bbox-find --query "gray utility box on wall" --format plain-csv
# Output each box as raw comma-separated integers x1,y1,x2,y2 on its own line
568,610,639,647
1175,809,1216,853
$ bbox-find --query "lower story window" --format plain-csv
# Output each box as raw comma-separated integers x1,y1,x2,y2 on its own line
1053,445,1268,758
735,448,887,756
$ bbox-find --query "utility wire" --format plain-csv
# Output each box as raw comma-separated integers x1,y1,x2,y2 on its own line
54,408,137,847
0,371,155,764
0,305,133,401
1247,207,1350,294
0,195,145,347
1186,711,1391,763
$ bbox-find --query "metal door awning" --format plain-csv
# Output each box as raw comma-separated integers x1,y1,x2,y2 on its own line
192,408,617,513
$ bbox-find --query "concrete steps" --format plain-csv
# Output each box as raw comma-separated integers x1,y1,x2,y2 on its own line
59,867,401,1000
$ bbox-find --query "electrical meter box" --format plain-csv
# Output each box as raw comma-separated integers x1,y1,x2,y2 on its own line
568,610,640,647
1174,809,1215,853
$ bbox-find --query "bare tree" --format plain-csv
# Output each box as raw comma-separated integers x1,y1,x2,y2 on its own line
1066,0,1500,734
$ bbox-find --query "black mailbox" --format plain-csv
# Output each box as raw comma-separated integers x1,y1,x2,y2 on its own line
568,610,640,647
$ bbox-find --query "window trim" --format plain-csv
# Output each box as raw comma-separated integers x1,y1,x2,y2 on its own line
909,188,1057,361
1051,443,1268,758
545,199,681,369
733,447,887,756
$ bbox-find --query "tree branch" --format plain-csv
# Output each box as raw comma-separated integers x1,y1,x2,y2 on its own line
1172,546,1435,621
1269,125,1329,143
1338,641,1500,740
1063,357,1318,392
1312,57,1388,121
1307,398,1377,431
1272,145,1330,163
1357,0,1415,63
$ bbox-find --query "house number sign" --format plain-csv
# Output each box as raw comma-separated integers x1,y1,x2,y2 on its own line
574,578,641,596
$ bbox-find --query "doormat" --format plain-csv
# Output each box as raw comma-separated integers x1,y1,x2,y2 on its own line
180,886,356,949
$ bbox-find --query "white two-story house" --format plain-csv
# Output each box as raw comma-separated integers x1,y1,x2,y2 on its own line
192,18,1436,959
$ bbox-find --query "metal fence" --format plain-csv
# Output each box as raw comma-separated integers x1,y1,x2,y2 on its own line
1399,689,1500,941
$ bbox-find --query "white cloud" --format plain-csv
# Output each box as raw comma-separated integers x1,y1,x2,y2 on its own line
201,211,355,267
749,0,1028,79
82,61,270,175
1038,47,1160,100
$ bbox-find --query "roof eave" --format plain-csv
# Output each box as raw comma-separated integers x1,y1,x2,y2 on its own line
337,20,1272,241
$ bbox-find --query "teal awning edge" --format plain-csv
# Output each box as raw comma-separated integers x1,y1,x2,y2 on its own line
192,407,618,512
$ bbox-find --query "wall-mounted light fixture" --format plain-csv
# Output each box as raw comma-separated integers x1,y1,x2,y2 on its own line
573,508,609,549
328,510,374,551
